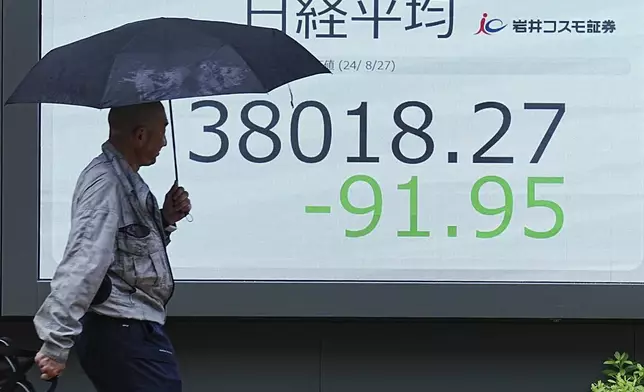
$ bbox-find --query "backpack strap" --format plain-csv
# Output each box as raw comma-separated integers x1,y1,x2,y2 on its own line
0,343,58,392
14,380,36,392
0,345,37,358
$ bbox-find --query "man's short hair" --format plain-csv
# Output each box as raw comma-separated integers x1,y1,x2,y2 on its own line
108,102,164,134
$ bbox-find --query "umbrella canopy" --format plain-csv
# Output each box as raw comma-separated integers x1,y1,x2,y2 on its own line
5,17,330,189
5,17,330,108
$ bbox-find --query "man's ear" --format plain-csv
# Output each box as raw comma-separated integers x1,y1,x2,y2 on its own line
133,126,146,143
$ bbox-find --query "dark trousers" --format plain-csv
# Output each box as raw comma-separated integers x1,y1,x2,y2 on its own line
74,312,182,392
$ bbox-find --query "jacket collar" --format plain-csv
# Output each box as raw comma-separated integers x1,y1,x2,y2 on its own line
101,141,151,209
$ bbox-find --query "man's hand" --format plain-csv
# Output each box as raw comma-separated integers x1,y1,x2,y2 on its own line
162,182,191,226
35,352,65,380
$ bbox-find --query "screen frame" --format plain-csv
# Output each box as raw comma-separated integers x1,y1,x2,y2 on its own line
4,0,644,319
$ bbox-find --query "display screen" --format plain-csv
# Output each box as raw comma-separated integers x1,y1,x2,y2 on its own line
39,0,644,282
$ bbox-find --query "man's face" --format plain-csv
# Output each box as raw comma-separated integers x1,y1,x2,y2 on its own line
132,106,168,167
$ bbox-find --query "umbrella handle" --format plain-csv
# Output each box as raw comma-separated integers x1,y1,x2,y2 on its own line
169,100,180,185
169,100,193,224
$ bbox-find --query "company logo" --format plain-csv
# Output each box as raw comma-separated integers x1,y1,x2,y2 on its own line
475,13,507,35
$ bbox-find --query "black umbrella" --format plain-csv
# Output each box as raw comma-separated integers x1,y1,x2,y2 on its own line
5,16,331,183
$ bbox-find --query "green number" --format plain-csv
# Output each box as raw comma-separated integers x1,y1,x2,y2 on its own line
397,176,430,237
340,175,383,238
525,177,564,239
471,176,513,238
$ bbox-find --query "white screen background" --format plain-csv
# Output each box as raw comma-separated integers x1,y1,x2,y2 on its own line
39,0,644,282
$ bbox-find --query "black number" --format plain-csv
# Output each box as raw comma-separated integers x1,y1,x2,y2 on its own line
290,100,332,164
189,100,229,163
525,103,565,163
239,100,281,163
391,101,434,164
473,101,513,164
347,102,379,163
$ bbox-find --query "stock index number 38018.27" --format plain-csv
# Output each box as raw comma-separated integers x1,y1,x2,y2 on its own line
188,99,566,165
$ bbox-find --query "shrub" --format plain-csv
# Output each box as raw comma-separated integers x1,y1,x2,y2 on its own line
591,352,644,392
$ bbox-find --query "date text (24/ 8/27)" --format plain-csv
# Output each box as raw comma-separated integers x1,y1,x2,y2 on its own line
333,59,396,73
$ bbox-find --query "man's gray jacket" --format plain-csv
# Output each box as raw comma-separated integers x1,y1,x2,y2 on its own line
33,141,176,363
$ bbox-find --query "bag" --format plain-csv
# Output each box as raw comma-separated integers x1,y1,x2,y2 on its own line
0,337,57,392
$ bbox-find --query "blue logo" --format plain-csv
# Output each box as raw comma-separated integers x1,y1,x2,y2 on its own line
475,13,507,35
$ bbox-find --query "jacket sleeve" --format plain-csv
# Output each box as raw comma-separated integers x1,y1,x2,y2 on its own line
33,175,121,364
159,208,176,246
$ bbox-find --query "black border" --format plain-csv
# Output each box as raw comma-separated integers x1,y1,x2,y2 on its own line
3,0,644,319
2,0,41,316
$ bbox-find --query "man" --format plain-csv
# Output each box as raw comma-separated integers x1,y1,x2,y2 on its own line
32,101,191,391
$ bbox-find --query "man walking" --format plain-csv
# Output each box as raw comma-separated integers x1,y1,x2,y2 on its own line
33,101,191,391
